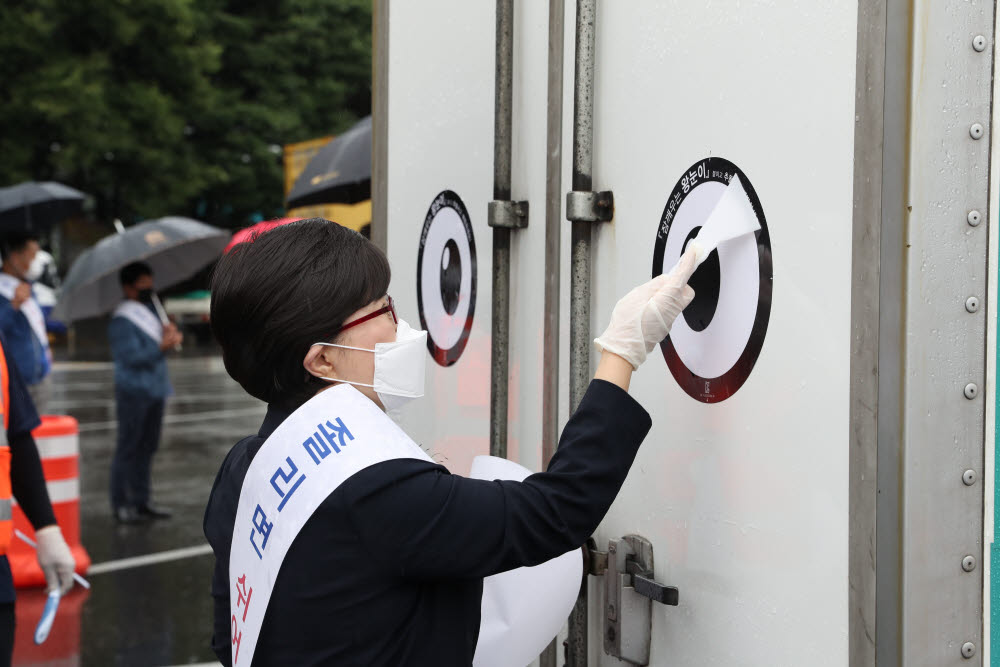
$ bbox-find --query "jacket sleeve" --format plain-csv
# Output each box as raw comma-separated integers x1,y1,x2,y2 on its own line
343,379,652,580
9,431,56,530
204,441,254,667
108,317,162,368
5,349,53,530
210,553,233,666
0,299,19,336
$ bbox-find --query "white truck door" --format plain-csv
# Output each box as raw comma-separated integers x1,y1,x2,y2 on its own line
569,3,860,665
381,4,556,480
375,1,995,665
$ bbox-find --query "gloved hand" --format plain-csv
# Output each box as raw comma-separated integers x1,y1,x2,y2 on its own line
594,246,698,370
35,525,75,595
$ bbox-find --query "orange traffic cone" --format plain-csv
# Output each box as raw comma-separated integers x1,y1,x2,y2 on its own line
9,416,91,588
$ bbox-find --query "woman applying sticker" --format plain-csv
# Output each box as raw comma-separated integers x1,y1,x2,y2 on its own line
203,218,697,666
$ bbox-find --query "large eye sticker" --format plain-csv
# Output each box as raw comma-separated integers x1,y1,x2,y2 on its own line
652,158,772,403
417,190,477,367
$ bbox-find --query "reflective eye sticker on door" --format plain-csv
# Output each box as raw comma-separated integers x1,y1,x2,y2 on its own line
417,190,478,367
652,158,772,403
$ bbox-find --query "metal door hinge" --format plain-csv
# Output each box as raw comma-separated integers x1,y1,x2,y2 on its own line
488,199,529,229
566,190,614,223
584,537,608,576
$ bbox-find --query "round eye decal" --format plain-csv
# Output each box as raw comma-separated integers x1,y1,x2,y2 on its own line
440,239,462,315
417,190,477,366
652,157,772,403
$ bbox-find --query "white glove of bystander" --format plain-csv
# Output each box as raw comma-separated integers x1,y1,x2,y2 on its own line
35,525,75,595
594,246,698,370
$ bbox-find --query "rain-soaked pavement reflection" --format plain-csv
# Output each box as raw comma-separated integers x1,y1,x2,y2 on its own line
16,356,263,666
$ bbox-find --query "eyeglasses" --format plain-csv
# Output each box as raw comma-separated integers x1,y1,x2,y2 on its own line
334,295,397,335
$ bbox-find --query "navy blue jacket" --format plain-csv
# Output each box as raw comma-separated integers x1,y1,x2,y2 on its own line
108,308,170,400
0,292,49,386
204,379,651,666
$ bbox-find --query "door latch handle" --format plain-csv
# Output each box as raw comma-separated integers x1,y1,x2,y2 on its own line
632,571,679,606
603,535,679,664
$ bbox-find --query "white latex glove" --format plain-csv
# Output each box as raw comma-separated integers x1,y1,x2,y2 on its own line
36,525,75,595
594,246,698,370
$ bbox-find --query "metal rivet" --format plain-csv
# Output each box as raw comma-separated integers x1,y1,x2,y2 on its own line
962,642,976,659
968,210,982,226
966,297,980,313
964,469,978,486
971,123,985,139
973,35,988,52
964,383,979,399
962,555,977,572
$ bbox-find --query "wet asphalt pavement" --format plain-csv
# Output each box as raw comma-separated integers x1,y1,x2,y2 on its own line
16,355,264,666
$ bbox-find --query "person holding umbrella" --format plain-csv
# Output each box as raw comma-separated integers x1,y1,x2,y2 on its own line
0,234,52,412
52,216,230,524
108,262,183,524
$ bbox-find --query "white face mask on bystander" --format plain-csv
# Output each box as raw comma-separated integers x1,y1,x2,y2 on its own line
311,318,428,415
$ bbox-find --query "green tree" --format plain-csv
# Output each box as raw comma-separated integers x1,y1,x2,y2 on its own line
0,0,371,228
192,0,372,225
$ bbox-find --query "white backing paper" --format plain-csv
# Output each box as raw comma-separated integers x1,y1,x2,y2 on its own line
663,179,762,379
691,174,760,266
471,456,583,667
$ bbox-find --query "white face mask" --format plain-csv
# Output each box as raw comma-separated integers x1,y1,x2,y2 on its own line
25,250,51,283
311,318,428,415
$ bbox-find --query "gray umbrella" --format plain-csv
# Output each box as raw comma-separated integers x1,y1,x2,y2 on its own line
0,181,87,233
286,115,371,208
53,217,228,322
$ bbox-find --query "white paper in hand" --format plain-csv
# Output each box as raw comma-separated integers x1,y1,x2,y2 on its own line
689,174,760,266
471,456,583,667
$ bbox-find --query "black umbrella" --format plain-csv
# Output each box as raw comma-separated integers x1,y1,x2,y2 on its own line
287,116,371,208
53,217,229,322
0,181,87,233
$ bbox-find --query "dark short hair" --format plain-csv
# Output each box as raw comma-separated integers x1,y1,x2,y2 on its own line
211,219,391,408
119,261,153,286
0,233,38,260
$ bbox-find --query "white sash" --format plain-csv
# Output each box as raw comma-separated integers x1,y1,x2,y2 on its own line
112,300,163,345
229,383,432,666
0,274,48,352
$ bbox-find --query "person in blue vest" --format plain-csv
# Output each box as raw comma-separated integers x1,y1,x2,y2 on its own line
0,234,52,413
204,220,697,665
108,262,183,525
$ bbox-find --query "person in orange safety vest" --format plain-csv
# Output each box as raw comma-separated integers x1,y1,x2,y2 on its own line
0,332,75,666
